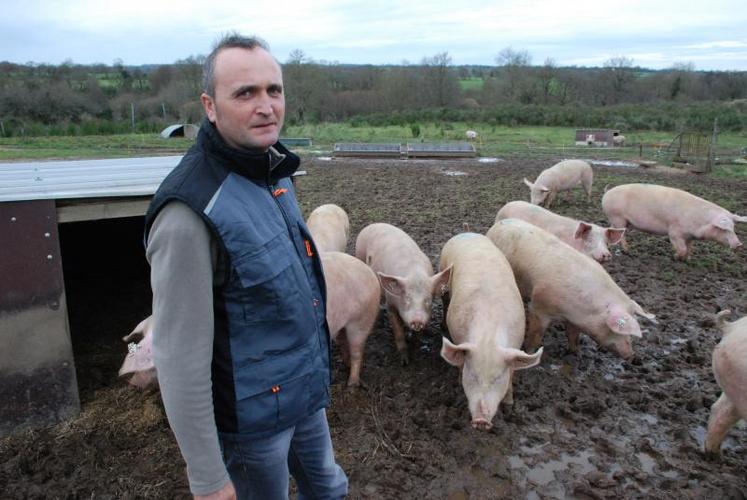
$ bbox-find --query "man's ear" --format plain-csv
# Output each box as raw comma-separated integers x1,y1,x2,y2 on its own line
201,93,217,122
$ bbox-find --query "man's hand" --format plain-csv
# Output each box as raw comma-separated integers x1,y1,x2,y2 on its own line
195,481,236,500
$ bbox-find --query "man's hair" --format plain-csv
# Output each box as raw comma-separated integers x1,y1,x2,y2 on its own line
202,33,270,96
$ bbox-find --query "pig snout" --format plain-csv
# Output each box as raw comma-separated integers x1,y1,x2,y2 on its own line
409,320,426,331
471,418,493,430
595,250,612,263
470,400,495,430
613,340,634,360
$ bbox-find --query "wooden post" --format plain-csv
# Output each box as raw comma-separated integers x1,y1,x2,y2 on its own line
131,103,135,132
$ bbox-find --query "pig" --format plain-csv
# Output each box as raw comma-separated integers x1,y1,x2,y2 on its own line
355,222,452,364
118,315,158,389
495,200,626,262
321,251,381,387
705,310,747,455
465,130,478,140
523,159,593,208
602,183,747,260
439,233,543,430
306,203,350,253
486,219,656,360
613,134,625,147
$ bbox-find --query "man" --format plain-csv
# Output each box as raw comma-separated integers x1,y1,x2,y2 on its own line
145,34,348,500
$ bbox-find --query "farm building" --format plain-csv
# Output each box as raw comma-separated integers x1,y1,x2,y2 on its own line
574,128,622,147
159,124,199,139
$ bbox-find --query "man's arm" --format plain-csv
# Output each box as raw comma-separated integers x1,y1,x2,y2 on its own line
146,201,230,496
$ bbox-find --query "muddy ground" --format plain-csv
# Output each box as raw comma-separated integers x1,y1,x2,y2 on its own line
1,155,746,499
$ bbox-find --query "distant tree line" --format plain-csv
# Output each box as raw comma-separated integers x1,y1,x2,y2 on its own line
1,48,746,137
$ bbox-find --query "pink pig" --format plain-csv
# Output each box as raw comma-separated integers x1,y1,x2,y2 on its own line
355,222,452,365
486,219,656,360
439,233,543,430
118,315,158,389
496,200,625,262
523,159,593,208
602,183,747,260
321,251,381,387
306,203,350,253
705,310,747,455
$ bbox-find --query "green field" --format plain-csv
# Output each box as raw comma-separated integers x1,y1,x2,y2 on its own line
1,123,745,177
459,77,484,91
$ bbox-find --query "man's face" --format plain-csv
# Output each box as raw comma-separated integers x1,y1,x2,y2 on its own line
201,47,285,152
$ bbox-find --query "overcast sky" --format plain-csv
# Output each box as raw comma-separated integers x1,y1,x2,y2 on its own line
3,0,746,70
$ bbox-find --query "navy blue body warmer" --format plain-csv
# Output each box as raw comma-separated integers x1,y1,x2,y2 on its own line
145,121,331,438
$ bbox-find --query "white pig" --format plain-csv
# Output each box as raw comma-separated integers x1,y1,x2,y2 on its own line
705,310,747,454
321,251,381,387
355,222,452,365
439,233,543,430
118,315,158,389
486,219,656,360
495,200,625,262
306,203,350,253
523,159,593,208
602,183,747,260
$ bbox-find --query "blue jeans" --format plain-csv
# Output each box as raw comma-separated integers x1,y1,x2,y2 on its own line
219,409,348,499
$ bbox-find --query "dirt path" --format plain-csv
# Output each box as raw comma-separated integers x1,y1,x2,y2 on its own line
1,156,745,499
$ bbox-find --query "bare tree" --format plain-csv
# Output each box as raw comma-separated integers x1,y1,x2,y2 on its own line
420,52,460,108
602,56,635,104
495,46,533,101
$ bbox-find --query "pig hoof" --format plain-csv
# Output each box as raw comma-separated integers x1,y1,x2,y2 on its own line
400,354,410,366
347,380,369,391
500,403,514,417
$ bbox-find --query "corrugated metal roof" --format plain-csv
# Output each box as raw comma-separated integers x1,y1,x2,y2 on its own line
0,156,183,202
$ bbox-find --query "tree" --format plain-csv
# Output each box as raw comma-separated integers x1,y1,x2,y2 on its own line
494,46,533,101
601,56,635,104
420,52,460,108
282,51,328,123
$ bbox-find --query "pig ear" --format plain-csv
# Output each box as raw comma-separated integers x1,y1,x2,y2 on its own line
432,265,453,296
573,222,593,240
523,178,534,189
538,185,550,193
122,315,153,343
377,272,406,297
714,215,733,230
732,214,747,223
715,310,732,333
605,228,626,245
606,312,642,337
440,337,476,367
503,346,544,371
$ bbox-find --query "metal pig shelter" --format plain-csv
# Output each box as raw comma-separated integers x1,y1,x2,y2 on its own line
0,156,182,436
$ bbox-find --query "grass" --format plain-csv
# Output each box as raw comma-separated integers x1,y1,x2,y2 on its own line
459,78,484,91
2,123,745,178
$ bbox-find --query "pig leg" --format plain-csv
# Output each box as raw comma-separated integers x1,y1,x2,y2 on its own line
344,329,366,388
525,309,551,352
387,306,410,365
545,191,557,209
582,175,593,202
669,232,691,260
566,323,583,353
441,291,451,335
704,393,741,454
336,329,351,367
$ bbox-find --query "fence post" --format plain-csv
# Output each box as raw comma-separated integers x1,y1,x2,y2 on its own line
708,118,718,173
130,103,135,132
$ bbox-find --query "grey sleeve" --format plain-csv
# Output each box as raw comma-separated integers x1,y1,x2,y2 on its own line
146,201,230,496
